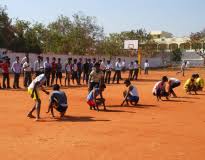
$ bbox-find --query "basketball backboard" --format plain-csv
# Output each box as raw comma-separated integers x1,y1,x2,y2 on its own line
124,40,138,50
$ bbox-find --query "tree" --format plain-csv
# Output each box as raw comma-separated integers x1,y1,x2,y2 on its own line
171,48,182,62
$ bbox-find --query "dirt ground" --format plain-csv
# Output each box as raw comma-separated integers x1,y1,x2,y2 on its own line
0,68,205,160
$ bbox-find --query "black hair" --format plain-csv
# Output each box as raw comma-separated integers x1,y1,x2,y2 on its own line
94,63,100,67
53,84,60,91
162,76,168,82
124,79,131,85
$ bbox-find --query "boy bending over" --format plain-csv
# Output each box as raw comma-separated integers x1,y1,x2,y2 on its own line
87,84,106,111
46,84,68,118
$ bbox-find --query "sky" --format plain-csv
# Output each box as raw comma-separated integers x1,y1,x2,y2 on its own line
1,0,205,37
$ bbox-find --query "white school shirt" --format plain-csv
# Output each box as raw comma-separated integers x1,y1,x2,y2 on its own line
134,62,139,69
115,62,122,71
128,64,134,70
43,61,51,69
23,62,32,72
144,62,149,68
34,60,43,71
73,63,78,72
129,85,139,97
11,61,21,73
100,61,106,70
152,81,161,94
106,64,112,71
65,63,72,72
28,74,46,89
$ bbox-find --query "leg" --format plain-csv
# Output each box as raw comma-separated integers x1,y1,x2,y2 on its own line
108,71,111,84
112,71,117,83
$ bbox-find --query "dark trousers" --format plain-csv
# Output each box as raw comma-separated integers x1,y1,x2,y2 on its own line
44,69,51,86
133,69,139,80
77,71,82,84
24,72,32,87
105,70,111,84
51,71,56,85
128,70,134,80
144,67,149,75
3,73,10,88
113,70,121,83
13,73,20,88
83,72,89,84
72,71,78,84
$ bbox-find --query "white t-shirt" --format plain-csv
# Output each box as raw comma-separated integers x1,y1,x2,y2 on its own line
115,62,122,70
144,62,149,68
106,64,112,70
152,81,161,94
100,61,106,70
129,85,139,97
134,62,139,69
23,62,32,72
28,74,46,89
65,63,71,72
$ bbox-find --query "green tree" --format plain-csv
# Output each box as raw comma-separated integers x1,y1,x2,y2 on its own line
171,48,182,62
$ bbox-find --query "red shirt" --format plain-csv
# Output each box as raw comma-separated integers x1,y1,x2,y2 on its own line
0,62,9,74
51,62,57,72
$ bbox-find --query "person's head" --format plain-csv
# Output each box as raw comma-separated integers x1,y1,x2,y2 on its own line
93,58,96,62
184,61,187,65
99,60,102,63
124,79,131,87
25,53,29,58
26,57,29,63
58,58,61,63
53,84,60,91
162,76,168,83
74,59,77,63
16,56,19,62
118,58,121,62
37,56,41,61
195,74,199,78
146,60,148,63
88,59,91,63
52,57,56,62
99,84,106,92
79,58,82,62
107,60,110,64
46,57,49,62
135,60,138,64
94,62,100,71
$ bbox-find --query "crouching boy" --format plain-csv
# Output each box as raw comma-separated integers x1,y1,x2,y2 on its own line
184,74,197,94
152,76,169,101
46,84,68,118
87,84,106,111
121,79,139,106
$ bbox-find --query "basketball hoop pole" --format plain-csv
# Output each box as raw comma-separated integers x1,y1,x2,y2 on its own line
138,47,142,75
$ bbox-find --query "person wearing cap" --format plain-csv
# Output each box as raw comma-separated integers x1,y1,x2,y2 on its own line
88,62,104,92
27,73,49,121
184,74,197,94
87,84,106,111
121,79,139,106
152,76,169,101
46,84,68,118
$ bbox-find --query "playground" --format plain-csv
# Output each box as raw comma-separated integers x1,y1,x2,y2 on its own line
0,68,205,160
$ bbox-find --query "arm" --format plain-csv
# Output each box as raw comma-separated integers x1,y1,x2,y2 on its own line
121,86,132,106
40,85,49,95
46,95,55,117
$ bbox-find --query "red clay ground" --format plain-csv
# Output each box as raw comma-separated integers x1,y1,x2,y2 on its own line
0,68,205,160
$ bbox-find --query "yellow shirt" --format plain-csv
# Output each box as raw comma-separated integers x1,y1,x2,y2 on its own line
184,78,196,89
196,78,204,88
